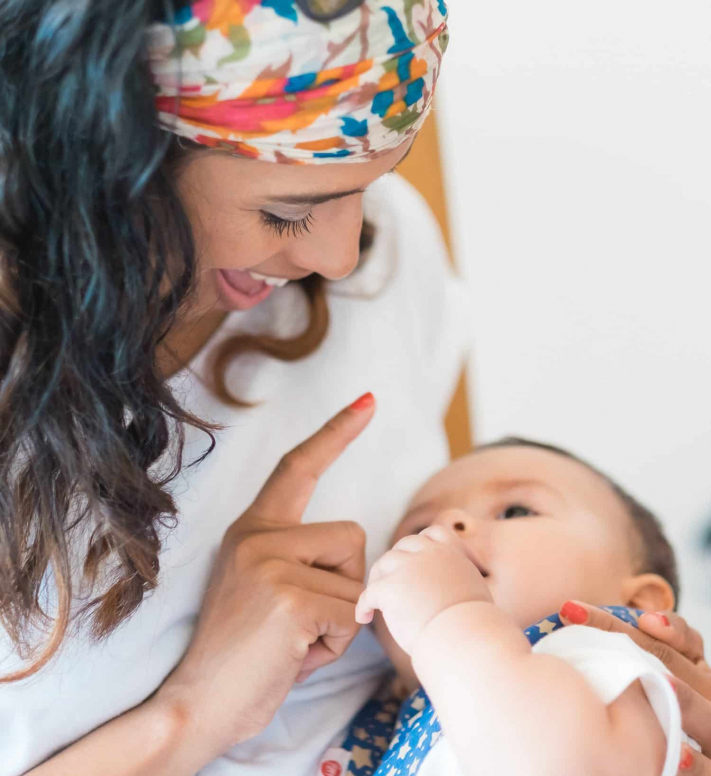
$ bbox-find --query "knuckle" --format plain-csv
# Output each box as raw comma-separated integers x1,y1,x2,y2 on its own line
393,535,420,552
322,418,341,437
667,613,691,642
587,612,617,633
232,533,263,568
277,449,303,476
648,639,675,667
277,449,317,486
693,629,706,653
273,585,304,618
253,557,286,587
424,525,454,542
340,520,366,547
223,521,240,544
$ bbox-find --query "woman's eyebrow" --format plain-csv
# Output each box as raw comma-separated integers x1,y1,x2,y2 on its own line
402,501,438,523
266,188,366,207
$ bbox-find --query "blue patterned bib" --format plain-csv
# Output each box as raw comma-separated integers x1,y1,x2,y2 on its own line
317,606,640,776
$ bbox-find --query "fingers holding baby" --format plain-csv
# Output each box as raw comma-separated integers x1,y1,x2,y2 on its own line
356,524,492,655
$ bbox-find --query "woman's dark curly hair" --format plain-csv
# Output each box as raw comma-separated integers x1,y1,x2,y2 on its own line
0,0,344,681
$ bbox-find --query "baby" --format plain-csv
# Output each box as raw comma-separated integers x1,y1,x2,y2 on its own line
319,438,691,776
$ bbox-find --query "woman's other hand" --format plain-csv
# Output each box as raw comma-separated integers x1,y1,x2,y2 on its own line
559,602,711,775
156,394,376,763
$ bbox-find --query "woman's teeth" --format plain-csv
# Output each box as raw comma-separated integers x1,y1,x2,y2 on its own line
248,271,289,287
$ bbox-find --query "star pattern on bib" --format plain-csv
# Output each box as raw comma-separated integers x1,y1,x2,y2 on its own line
320,606,641,776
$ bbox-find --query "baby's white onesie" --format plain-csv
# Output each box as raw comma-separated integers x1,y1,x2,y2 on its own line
416,626,698,776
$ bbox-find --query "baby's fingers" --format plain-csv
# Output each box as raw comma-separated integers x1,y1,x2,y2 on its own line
356,573,402,625
367,549,411,586
419,525,463,546
355,585,379,625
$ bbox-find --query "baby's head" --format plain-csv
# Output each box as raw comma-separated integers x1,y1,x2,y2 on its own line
375,438,678,686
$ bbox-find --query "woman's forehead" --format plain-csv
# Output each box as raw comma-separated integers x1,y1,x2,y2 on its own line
178,139,412,204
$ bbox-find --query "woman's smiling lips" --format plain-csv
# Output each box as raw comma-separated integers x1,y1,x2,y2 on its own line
215,268,310,310
248,271,289,287
216,268,275,310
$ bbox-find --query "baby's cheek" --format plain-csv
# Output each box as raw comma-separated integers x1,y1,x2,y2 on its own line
489,536,618,627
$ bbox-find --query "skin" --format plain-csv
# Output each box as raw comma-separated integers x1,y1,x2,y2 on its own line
31,398,378,775
369,446,675,691
31,149,711,772
363,529,668,776
31,140,413,773
357,447,682,775
160,142,412,373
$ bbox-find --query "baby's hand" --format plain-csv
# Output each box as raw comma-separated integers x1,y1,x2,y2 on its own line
356,525,493,654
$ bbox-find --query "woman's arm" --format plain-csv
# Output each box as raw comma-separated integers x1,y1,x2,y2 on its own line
27,693,208,776
412,601,666,776
26,397,375,774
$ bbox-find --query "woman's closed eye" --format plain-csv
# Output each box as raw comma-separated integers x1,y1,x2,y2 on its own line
260,210,315,238
497,504,537,520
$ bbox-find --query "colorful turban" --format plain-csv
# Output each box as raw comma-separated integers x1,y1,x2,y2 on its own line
146,0,449,164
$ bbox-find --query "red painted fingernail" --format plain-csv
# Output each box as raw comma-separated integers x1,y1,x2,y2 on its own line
679,746,694,771
560,601,588,624
667,676,677,694
349,392,375,411
647,612,670,627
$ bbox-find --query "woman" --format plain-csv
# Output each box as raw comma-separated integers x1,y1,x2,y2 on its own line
0,1,709,774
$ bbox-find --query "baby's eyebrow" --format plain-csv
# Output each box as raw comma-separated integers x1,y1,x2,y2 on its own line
401,502,437,523
483,478,565,501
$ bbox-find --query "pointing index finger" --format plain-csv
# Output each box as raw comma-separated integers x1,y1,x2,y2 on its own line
250,393,376,525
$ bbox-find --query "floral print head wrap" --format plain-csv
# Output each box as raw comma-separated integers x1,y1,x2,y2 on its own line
146,0,449,164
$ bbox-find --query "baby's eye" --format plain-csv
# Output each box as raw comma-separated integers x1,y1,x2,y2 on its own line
498,504,536,520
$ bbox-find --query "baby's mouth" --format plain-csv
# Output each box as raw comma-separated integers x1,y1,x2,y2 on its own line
465,548,489,578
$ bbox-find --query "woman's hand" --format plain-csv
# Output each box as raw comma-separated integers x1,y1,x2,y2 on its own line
356,525,492,654
155,395,376,765
559,602,711,774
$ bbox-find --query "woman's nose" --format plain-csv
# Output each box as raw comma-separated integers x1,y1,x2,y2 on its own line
432,508,477,534
287,196,363,280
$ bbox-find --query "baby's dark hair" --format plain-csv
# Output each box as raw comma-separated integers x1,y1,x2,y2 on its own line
478,437,680,608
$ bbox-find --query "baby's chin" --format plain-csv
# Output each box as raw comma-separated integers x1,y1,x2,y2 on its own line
488,597,554,631
372,612,420,694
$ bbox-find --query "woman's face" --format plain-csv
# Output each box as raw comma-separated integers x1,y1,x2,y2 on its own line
176,141,413,319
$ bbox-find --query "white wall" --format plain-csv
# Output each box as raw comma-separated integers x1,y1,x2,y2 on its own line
438,1,711,641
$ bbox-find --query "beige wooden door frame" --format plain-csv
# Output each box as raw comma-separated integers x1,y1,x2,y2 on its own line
397,111,473,459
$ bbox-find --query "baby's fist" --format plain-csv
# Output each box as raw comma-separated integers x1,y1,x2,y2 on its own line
356,525,492,654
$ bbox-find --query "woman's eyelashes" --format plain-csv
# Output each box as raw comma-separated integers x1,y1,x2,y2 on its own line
260,210,315,238
497,504,537,520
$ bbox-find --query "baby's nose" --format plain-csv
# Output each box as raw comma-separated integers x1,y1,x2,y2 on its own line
432,508,476,534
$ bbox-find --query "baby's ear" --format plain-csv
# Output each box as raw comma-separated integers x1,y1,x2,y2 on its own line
621,573,675,612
